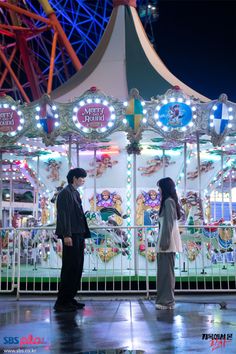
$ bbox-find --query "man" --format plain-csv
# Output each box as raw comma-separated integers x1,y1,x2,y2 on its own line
54,168,91,312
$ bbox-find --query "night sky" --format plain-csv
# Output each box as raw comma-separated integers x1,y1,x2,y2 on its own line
153,1,236,101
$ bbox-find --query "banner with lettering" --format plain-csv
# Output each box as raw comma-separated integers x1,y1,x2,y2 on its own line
0,108,21,133
77,103,111,129
70,88,124,138
0,95,27,143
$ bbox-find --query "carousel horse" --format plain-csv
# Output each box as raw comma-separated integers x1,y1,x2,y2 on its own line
210,223,234,265
85,209,130,262
202,218,224,238
184,191,204,228
180,192,204,262
218,224,233,250
201,218,234,265
184,240,201,262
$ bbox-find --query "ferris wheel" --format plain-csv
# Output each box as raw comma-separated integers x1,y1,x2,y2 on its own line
0,0,157,102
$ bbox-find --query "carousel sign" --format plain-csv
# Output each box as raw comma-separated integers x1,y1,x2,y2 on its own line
77,103,111,129
0,107,20,133
158,102,192,128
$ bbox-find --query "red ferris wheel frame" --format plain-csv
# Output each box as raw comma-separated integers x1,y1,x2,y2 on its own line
0,0,82,102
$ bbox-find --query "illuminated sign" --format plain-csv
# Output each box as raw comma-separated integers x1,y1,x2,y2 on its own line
0,108,20,133
77,103,111,129
158,102,192,128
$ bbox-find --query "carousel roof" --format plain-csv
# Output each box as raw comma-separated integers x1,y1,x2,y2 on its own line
51,1,209,102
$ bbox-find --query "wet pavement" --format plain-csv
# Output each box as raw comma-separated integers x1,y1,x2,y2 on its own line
0,295,236,353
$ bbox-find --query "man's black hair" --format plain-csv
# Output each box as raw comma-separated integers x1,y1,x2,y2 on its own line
67,168,87,184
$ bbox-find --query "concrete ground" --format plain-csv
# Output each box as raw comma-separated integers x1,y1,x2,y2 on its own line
0,294,236,353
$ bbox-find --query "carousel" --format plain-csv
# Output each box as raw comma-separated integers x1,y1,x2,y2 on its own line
0,0,236,291
0,85,236,285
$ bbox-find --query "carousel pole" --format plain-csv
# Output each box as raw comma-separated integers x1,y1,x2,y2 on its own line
229,168,233,222
0,152,3,227
34,158,37,220
196,133,207,275
33,184,36,219
181,142,188,274
93,148,97,212
214,189,217,220
68,135,72,169
133,153,138,275
9,163,13,227
221,152,224,218
76,142,80,167
35,156,40,221
196,132,201,200
162,149,166,178
133,154,137,224
184,142,187,196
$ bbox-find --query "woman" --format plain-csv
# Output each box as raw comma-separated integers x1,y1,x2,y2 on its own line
156,177,182,310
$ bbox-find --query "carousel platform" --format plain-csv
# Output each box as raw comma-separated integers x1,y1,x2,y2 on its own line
0,294,236,353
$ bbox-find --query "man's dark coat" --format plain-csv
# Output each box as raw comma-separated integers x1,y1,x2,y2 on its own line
55,184,91,239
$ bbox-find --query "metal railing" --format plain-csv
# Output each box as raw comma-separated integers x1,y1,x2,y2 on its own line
0,224,236,297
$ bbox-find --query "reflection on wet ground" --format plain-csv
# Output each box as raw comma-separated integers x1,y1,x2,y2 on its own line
0,295,236,353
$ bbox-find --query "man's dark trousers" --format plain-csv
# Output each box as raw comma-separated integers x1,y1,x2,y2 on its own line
57,234,84,304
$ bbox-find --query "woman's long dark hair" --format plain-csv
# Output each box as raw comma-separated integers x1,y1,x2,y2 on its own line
157,177,181,220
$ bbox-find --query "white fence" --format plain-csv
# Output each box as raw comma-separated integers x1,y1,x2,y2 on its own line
0,225,236,297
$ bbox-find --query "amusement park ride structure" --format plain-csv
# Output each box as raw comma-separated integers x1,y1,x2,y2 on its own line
0,0,82,102
0,0,162,226
1,0,236,227
0,1,236,291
